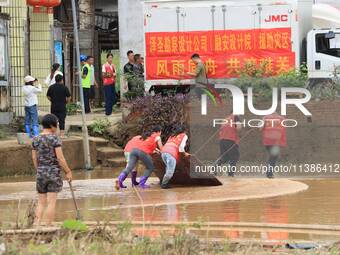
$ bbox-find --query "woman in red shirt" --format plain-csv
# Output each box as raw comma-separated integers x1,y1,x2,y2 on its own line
116,126,163,189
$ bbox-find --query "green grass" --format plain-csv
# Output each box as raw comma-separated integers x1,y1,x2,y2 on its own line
2,221,340,255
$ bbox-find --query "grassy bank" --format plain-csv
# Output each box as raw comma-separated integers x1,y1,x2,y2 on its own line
2,222,340,255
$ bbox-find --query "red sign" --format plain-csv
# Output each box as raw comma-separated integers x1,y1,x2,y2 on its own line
145,28,295,80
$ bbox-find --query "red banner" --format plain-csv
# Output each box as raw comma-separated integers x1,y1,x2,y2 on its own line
145,28,295,80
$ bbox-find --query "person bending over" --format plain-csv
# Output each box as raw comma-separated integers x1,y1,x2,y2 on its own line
116,126,163,189
160,125,189,189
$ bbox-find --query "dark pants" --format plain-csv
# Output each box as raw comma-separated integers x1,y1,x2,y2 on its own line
217,139,240,176
104,84,116,116
52,110,66,130
83,88,91,114
123,148,154,178
266,145,280,176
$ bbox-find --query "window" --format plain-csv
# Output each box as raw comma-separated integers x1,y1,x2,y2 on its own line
316,33,340,58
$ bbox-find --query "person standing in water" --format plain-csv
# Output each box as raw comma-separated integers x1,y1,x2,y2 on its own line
32,114,72,226
262,112,287,178
217,114,242,177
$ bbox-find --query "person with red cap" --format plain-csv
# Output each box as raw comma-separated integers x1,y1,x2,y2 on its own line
160,125,189,189
116,126,163,189
217,114,242,177
262,112,287,178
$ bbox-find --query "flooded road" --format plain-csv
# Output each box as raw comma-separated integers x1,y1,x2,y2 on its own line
0,170,340,241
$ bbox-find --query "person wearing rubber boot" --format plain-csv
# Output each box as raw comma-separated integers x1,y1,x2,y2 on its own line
160,125,189,189
262,112,287,178
23,75,42,138
119,135,144,189
217,114,242,177
116,126,163,190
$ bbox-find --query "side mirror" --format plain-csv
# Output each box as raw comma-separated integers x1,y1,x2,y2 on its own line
325,31,335,39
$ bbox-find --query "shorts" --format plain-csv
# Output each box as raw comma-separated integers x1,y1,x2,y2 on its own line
36,170,63,193
90,86,96,99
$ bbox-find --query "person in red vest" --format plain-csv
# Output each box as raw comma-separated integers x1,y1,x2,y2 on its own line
262,112,287,178
102,53,117,116
121,135,143,188
217,114,242,177
160,125,189,189
116,126,163,189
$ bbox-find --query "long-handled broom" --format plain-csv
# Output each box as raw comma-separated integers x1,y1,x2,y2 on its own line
68,181,81,220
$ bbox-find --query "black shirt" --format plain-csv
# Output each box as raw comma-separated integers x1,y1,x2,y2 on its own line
47,83,71,112
124,62,134,74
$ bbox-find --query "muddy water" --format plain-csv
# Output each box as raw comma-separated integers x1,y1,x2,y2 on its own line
1,170,340,241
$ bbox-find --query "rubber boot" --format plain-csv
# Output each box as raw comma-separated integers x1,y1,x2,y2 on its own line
131,171,139,186
138,176,150,189
115,172,127,190
32,125,40,137
25,125,32,138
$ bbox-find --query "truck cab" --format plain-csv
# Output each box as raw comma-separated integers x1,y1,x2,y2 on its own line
307,29,340,80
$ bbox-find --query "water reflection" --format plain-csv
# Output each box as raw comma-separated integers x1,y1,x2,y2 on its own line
1,174,340,241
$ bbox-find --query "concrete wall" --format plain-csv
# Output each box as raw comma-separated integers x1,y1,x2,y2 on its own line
118,0,144,70
0,137,100,177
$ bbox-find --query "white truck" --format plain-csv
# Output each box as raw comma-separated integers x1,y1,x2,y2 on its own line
140,0,340,91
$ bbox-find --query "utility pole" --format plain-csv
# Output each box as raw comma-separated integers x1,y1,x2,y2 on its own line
71,0,92,170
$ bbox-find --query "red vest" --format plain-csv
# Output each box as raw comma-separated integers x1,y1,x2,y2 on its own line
102,63,115,86
219,115,240,144
138,132,161,155
262,114,286,147
124,135,142,152
161,133,186,161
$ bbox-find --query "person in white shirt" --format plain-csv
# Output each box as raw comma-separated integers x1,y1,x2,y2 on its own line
45,63,63,87
87,56,98,108
23,75,42,137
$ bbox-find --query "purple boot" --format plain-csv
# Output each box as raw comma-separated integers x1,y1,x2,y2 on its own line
138,176,150,189
131,171,139,186
115,172,127,190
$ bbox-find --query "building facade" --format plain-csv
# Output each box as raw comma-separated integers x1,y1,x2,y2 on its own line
0,0,53,120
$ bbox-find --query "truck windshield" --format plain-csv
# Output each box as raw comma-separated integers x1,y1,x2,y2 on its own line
316,33,340,58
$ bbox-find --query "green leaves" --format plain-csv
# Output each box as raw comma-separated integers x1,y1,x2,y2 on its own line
61,219,88,232
89,118,111,136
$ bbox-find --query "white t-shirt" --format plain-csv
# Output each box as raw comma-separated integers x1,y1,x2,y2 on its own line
22,84,42,107
178,135,188,153
45,71,63,86
90,64,95,86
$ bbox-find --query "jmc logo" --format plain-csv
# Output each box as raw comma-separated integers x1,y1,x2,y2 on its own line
265,14,288,23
